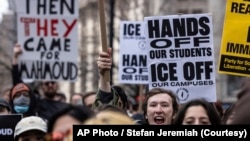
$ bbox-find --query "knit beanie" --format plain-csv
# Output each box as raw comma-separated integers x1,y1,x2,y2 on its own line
11,83,29,99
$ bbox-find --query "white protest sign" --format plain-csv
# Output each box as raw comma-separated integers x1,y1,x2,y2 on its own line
119,21,148,84
144,13,216,103
15,0,78,81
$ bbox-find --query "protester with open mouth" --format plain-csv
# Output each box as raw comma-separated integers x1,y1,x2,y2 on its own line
142,88,179,125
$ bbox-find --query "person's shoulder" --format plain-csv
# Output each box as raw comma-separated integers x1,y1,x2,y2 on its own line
37,98,69,105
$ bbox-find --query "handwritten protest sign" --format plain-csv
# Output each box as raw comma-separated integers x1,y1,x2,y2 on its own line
119,21,148,84
144,13,216,103
218,0,250,76
15,0,78,81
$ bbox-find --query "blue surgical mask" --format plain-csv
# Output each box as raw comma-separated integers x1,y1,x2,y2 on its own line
13,95,30,113
14,105,29,113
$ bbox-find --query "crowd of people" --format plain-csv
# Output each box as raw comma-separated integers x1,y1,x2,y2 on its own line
0,44,249,141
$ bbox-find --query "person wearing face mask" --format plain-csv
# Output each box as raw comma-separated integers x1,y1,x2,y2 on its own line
9,83,37,117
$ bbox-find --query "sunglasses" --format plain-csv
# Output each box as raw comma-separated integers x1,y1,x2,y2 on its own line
44,81,56,86
44,129,72,141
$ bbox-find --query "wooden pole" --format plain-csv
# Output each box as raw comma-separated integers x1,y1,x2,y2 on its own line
138,84,144,113
98,0,110,82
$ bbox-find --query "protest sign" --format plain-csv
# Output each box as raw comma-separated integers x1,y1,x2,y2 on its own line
15,0,78,81
144,13,216,103
0,114,22,141
218,0,250,76
119,21,148,84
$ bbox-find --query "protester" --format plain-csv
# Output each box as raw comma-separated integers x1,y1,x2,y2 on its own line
0,98,11,114
95,48,180,125
82,91,96,108
214,100,224,118
36,81,71,121
94,85,129,113
95,103,128,115
221,103,235,124
39,81,59,100
54,92,67,103
70,93,83,105
93,48,129,113
126,95,139,117
12,43,71,121
142,88,179,125
11,44,39,96
172,99,221,125
14,116,47,141
231,77,250,124
12,44,24,86
9,83,37,117
46,105,94,141
84,110,136,125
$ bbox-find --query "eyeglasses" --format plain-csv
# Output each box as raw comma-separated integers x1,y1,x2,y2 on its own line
44,81,56,86
44,129,72,141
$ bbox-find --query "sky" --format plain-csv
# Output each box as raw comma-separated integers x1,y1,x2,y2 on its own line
0,0,8,22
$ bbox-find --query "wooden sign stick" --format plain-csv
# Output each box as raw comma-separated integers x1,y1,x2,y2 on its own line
98,0,110,82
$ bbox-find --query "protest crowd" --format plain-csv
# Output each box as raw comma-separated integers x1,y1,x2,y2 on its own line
0,41,249,141
1,0,250,141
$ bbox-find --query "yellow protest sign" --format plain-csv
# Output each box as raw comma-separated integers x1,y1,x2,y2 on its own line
218,0,250,76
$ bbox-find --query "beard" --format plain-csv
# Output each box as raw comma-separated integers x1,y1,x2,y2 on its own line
44,91,57,99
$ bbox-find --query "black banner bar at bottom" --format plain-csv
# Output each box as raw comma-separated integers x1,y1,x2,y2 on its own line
73,125,249,139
